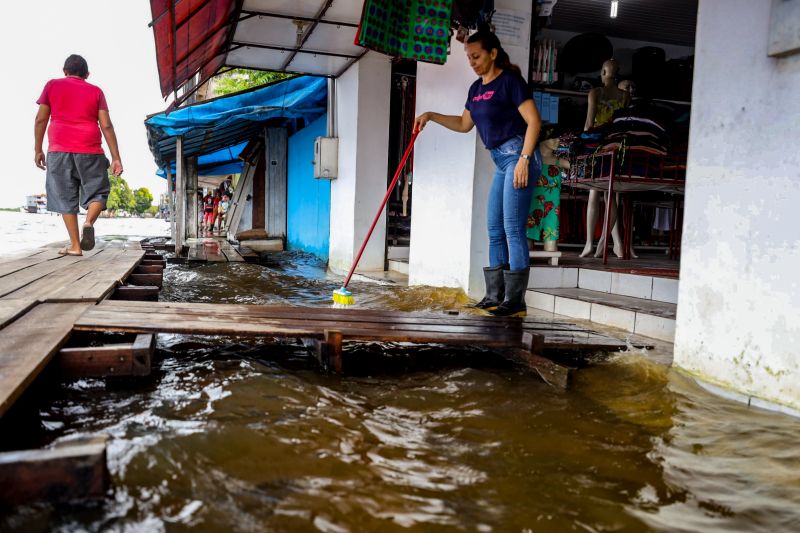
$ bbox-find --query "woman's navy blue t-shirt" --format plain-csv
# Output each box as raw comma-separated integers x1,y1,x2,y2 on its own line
465,69,531,149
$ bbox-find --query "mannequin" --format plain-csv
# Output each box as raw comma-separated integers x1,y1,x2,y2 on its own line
580,59,634,258
528,137,569,252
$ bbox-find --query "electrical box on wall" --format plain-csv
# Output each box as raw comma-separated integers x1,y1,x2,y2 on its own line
313,137,338,179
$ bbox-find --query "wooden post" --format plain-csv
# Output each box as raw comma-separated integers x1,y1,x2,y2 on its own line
324,330,343,374
265,128,288,239
252,144,266,230
165,165,176,244
175,137,186,254
0,435,110,506
514,332,573,389
186,156,199,239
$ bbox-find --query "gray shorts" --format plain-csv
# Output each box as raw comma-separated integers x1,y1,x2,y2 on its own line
45,152,110,214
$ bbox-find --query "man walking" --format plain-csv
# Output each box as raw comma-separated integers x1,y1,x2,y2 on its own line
34,54,123,255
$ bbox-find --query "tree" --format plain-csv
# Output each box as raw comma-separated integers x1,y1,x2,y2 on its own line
212,69,291,96
133,187,154,215
106,172,135,214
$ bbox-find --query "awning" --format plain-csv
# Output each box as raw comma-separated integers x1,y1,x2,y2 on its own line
146,76,328,173
228,0,366,77
149,0,239,100
150,0,367,105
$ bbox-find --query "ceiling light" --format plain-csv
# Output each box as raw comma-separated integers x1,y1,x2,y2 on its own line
610,0,619,18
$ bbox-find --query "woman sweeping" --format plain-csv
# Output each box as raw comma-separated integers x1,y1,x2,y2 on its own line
414,31,542,317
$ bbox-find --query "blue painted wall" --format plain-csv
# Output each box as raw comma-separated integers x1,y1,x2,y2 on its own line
287,114,330,260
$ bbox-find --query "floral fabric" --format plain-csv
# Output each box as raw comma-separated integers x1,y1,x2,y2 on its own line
527,163,561,242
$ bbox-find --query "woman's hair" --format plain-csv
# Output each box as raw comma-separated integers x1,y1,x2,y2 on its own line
466,31,521,75
63,54,89,78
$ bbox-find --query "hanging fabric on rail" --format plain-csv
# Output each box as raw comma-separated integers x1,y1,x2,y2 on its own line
355,0,453,64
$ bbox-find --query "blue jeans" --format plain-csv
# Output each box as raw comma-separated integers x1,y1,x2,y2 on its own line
487,135,541,271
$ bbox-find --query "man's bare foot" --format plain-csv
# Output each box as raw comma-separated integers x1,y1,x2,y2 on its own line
58,247,83,256
580,242,594,258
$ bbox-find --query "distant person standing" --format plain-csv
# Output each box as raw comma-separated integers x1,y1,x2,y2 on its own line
33,54,123,256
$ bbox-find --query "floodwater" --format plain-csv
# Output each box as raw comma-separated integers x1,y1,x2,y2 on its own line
2,215,800,532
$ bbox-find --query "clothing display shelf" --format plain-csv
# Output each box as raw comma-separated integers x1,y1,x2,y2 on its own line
565,148,685,264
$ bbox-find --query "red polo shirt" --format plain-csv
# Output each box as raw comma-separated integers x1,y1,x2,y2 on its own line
37,77,108,154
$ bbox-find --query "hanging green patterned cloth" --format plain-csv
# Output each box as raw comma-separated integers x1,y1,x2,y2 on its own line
356,0,453,65
527,163,562,242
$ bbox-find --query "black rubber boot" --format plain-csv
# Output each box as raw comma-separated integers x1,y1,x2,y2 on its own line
470,265,506,311
489,268,530,317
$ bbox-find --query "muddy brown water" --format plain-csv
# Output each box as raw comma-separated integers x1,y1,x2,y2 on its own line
2,251,800,532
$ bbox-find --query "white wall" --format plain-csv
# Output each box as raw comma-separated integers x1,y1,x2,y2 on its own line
328,52,392,273
410,0,533,296
675,0,800,411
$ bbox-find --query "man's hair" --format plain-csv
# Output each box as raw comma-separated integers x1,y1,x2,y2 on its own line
63,54,89,78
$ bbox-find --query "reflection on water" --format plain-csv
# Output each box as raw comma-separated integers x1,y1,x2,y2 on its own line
2,251,800,532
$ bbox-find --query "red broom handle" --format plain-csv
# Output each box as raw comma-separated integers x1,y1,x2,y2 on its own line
342,129,420,289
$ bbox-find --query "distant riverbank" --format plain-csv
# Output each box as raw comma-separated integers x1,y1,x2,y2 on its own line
0,211,170,256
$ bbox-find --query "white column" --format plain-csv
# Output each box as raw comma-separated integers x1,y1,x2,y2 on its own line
175,136,185,253
409,0,533,297
328,52,392,273
674,0,800,412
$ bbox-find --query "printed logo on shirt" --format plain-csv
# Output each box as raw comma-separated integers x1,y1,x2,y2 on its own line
472,90,495,102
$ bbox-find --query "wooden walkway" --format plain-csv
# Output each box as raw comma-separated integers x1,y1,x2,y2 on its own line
75,300,625,351
0,241,145,417
0,239,632,419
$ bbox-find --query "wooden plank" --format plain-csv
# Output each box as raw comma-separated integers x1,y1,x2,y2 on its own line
265,127,287,239
0,435,109,505
94,300,584,331
0,248,104,299
0,249,63,278
128,273,163,288
237,245,259,261
46,249,146,302
111,285,160,301
76,304,558,337
219,243,245,262
225,160,255,242
0,303,90,418
1,248,120,302
0,299,37,330
187,242,206,262
135,265,164,274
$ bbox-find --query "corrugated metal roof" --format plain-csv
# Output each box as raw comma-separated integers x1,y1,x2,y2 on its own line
548,0,698,47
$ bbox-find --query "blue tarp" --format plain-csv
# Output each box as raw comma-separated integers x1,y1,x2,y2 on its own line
146,76,327,176
155,142,246,178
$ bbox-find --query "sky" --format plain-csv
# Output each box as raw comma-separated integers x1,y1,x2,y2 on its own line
0,1,169,208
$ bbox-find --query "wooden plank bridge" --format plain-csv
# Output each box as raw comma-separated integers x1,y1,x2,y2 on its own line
0,240,631,421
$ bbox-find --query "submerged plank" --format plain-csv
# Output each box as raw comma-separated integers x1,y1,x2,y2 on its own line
0,303,90,418
0,435,109,505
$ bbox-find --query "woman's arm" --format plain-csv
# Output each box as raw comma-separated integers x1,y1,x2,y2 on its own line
513,99,542,189
414,109,474,134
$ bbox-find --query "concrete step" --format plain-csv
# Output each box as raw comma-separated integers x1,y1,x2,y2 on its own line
529,266,679,305
526,287,676,342
388,258,409,275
